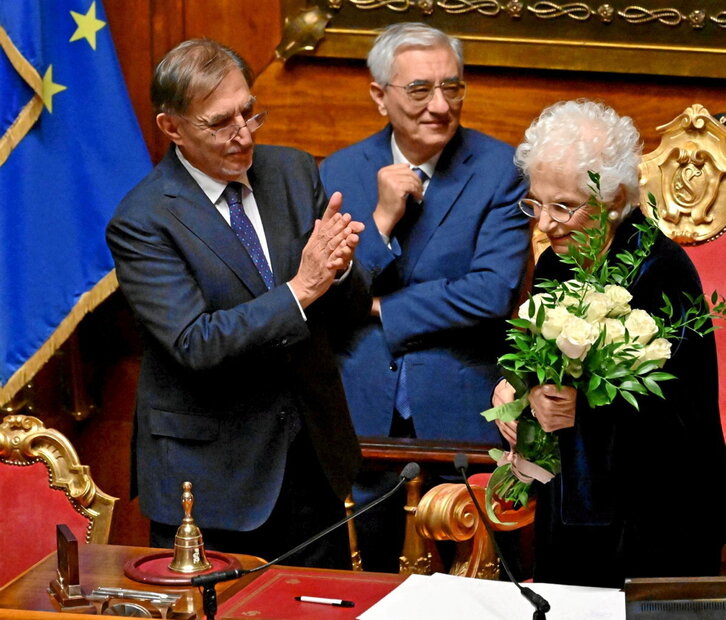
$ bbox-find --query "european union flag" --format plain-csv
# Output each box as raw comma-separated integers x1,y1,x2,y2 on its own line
0,0,151,402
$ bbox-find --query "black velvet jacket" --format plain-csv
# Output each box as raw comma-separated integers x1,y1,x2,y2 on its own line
531,211,725,587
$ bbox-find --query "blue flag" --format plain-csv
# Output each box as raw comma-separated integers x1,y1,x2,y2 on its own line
0,0,151,402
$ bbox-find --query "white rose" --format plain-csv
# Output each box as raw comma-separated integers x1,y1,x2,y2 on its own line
541,304,573,340
604,285,632,317
601,318,626,346
556,315,600,361
582,291,614,322
518,293,553,330
624,308,659,345
634,337,672,369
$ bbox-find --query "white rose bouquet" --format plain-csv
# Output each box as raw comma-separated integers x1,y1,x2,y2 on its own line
480,174,725,523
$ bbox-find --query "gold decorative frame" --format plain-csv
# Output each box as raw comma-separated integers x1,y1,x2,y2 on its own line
0,414,117,543
282,0,726,78
640,104,726,244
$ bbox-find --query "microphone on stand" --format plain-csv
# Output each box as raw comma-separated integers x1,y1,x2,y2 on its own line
191,461,421,619
453,453,550,620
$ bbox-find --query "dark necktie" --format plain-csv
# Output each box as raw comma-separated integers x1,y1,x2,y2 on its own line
393,166,428,248
412,166,428,193
222,182,274,290
393,167,429,422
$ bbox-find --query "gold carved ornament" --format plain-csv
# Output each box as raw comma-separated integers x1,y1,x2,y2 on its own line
415,482,499,579
0,414,117,543
639,105,726,245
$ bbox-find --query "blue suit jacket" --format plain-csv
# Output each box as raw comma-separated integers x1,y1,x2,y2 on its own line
320,126,530,443
106,145,367,531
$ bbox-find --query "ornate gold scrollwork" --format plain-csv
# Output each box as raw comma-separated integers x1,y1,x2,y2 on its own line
711,11,726,28
415,482,499,579
348,0,413,10
337,0,726,29
640,105,726,245
437,0,502,16
618,6,682,26
528,1,593,20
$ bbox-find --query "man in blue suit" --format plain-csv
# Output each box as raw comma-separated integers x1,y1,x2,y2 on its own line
106,39,369,568
320,22,530,571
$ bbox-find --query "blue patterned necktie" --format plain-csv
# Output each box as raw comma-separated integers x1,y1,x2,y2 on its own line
223,182,274,290
394,166,428,248
412,166,428,187
393,167,429,422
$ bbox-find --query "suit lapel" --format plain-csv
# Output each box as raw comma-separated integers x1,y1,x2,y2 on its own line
160,149,269,297
248,155,298,285
399,129,474,280
363,127,395,180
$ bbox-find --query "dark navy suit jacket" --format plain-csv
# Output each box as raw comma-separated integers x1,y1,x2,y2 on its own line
106,145,367,531
320,126,530,443
533,213,725,586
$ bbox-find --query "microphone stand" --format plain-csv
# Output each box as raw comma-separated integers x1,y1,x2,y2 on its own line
453,453,550,620
192,462,420,620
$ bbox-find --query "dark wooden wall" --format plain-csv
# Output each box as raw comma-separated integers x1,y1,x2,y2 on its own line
25,0,723,547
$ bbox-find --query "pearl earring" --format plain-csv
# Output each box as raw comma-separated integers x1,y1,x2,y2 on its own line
607,210,619,222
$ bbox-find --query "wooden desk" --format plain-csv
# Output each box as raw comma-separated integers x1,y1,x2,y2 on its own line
0,544,265,620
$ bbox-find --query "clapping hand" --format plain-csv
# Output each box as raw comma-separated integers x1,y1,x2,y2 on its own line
289,192,364,307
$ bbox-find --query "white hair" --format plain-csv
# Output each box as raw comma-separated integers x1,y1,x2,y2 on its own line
515,100,642,211
366,22,463,86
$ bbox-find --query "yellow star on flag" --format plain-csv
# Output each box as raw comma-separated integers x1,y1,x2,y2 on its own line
69,1,106,50
42,66,67,113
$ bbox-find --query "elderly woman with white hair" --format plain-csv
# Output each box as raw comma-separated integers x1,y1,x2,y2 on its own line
494,100,725,587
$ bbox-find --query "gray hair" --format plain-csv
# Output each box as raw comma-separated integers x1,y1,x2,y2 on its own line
366,22,463,85
515,100,642,210
151,38,254,115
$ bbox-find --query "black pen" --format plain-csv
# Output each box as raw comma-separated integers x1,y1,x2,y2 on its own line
294,595,355,607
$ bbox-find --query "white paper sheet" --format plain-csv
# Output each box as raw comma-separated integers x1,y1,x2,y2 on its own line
357,572,625,620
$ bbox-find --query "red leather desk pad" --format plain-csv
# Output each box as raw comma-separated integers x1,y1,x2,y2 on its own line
218,566,406,619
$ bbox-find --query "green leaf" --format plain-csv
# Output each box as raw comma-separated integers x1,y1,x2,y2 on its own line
635,361,661,375
485,467,520,526
509,318,532,329
647,372,675,382
619,379,648,395
606,366,633,379
588,374,601,391
620,389,640,410
481,393,529,422
643,376,665,398
604,381,617,401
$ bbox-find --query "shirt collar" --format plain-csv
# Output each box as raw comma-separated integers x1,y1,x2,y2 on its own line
175,145,251,204
390,134,440,179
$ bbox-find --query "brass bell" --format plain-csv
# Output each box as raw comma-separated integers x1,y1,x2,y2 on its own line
168,481,213,573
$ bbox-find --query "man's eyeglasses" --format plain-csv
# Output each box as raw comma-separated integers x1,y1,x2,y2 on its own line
386,79,466,104
183,98,268,143
518,198,588,223
204,110,267,143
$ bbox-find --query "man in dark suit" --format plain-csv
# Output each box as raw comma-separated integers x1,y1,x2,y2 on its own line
320,22,530,571
106,39,369,568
